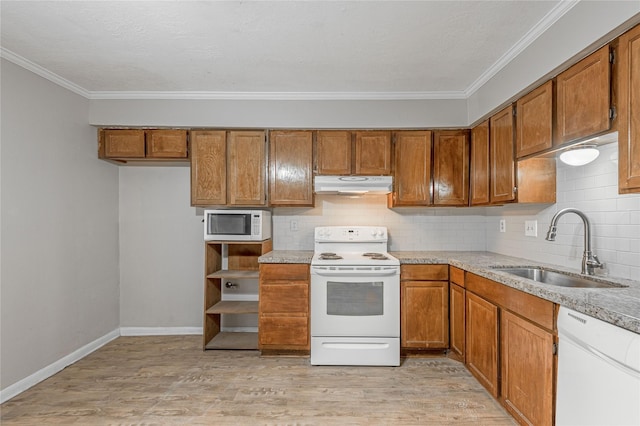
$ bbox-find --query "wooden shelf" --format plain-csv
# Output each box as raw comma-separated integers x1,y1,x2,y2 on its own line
207,269,259,279
205,332,258,350
207,301,258,315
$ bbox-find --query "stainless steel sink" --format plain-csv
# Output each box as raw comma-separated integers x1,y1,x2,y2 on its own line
493,267,626,288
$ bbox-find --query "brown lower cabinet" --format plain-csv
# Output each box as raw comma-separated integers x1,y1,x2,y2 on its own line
501,310,554,426
448,266,466,362
258,264,310,353
464,272,556,426
400,265,449,350
465,291,500,398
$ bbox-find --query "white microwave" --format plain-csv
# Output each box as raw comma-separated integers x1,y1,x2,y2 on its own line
204,210,272,241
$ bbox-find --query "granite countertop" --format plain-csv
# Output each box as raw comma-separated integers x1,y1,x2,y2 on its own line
259,250,640,334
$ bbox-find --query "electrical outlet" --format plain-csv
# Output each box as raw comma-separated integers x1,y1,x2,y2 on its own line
499,219,506,233
525,220,538,237
290,220,299,231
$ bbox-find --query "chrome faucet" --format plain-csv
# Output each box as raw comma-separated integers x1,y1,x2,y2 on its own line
545,208,603,275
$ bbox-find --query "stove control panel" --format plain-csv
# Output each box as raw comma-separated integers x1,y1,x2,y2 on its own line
315,226,388,242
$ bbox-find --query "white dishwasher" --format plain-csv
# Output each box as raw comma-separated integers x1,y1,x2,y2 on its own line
556,307,640,426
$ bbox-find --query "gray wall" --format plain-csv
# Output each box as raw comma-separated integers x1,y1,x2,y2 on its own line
0,59,120,390
118,167,202,328
88,98,468,129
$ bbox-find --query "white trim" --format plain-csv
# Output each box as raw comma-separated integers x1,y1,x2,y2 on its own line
119,327,202,336
0,329,120,404
464,0,579,97
0,47,91,99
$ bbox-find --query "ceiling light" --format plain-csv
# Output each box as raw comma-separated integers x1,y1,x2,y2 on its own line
559,145,600,166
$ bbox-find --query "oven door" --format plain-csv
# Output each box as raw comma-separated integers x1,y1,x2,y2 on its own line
310,266,399,338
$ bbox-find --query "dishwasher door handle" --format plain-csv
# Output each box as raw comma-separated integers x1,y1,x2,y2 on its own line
561,330,640,378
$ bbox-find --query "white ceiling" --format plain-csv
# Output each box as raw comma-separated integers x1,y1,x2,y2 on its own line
0,1,576,100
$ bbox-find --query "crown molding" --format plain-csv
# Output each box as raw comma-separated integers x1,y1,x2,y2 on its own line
0,47,91,98
464,0,579,98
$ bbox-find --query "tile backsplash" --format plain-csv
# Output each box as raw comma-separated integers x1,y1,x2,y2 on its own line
273,198,487,251
273,142,640,281
486,142,640,281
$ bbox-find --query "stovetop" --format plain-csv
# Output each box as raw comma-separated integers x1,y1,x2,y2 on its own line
311,251,400,267
312,226,398,267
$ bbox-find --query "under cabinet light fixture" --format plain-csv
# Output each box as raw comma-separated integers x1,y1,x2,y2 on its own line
559,144,600,166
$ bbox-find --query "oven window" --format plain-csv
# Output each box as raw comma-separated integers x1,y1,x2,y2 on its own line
326,281,384,316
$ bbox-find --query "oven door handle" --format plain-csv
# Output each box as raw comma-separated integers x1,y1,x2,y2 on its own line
311,267,398,277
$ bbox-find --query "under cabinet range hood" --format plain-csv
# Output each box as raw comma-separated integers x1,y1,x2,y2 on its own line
314,175,393,195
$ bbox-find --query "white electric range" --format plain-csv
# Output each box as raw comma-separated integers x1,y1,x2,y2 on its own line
310,226,400,366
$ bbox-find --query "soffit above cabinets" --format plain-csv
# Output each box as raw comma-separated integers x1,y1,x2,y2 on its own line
0,1,573,100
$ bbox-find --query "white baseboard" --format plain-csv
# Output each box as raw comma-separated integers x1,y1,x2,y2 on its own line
120,326,202,336
0,328,120,404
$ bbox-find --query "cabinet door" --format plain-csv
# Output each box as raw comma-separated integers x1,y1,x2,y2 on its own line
501,310,554,426
227,131,266,206
470,120,490,206
190,130,227,206
433,130,470,206
556,45,611,144
618,24,640,193
146,129,188,158
391,130,432,206
466,292,499,398
516,81,553,158
354,131,392,175
103,129,145,158
269,130,314,206
259,264,310,351
490,105,516,204
316,130,352,175
449,283,466,361
401,281,449,349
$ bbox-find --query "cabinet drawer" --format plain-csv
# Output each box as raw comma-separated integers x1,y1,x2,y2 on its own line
259,316,309,346
260,263,309,280
466,273,554,330
401,264,448,281
449,266,465,287
146,129,188,158
260,282,309,314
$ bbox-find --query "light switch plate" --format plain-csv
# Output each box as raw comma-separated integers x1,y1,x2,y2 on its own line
525,220,538,237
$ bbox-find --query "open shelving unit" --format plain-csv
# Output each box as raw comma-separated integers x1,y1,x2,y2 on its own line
203,239,273,350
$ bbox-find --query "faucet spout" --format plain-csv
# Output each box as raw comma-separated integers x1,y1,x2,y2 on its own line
545,208,603,275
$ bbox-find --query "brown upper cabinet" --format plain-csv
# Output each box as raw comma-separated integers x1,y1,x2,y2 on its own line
191,130,266,207
389,130,432,207
489,106,517,204
315,130,352,175
354,131,392,175
470,120,490,206
516,81,553,158
433,130,470,206
316,130,392,175
618,23,640,194
555,45,612,145
268,130,314,207
99,128,188,161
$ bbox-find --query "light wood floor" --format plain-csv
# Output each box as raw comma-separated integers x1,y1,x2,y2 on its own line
1,336,516,425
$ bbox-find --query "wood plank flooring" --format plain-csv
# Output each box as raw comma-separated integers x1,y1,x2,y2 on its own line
1,335,516,425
